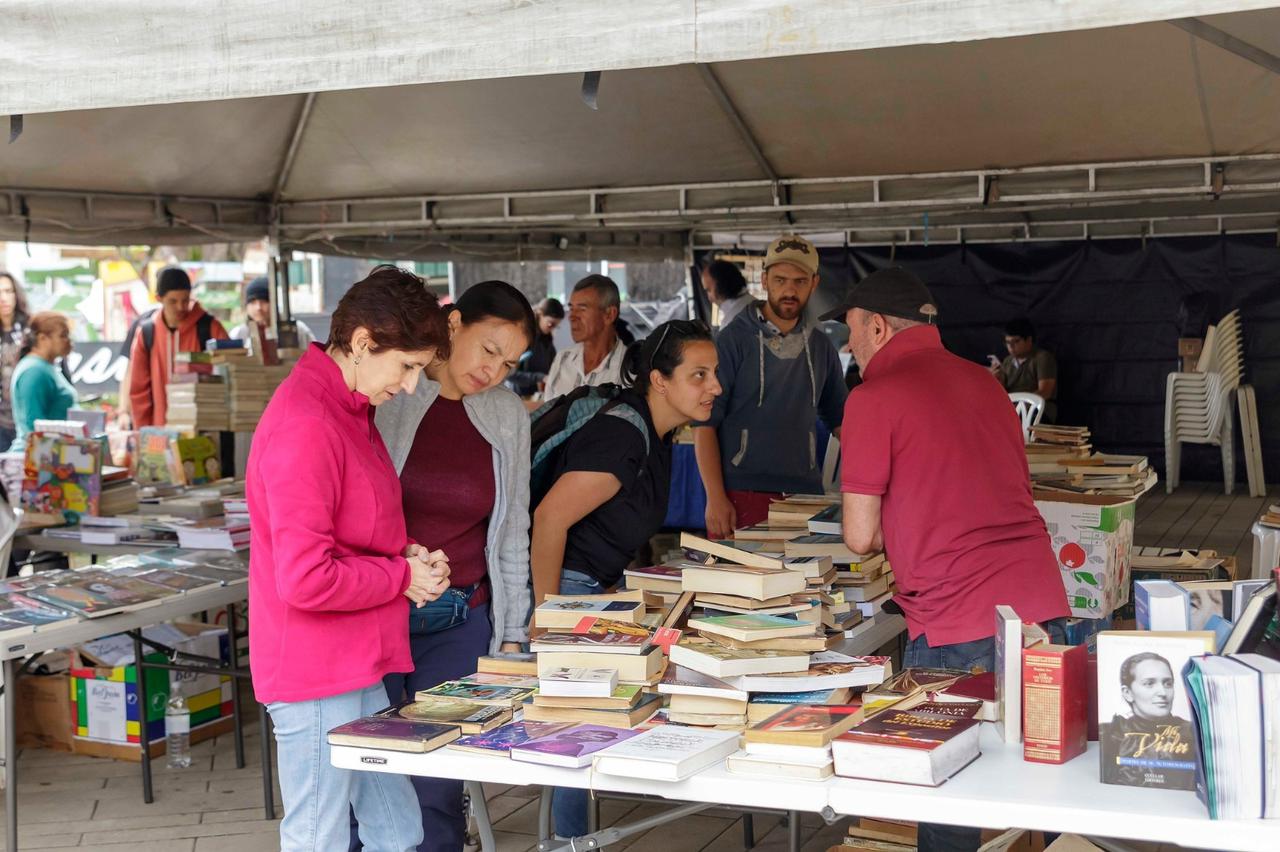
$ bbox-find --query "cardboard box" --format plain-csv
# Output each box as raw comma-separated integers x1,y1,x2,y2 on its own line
70,623,232,749
16,673,74,752
71,715,234,761
1034,492,1136,618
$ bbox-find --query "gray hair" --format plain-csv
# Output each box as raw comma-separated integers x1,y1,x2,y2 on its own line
572,274,621,312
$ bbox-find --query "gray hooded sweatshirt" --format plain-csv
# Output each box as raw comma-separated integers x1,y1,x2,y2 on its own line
375,380,531,652
703,303,847,494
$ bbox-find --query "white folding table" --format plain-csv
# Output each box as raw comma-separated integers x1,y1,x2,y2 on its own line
333,724,1279,852
0,581,273,852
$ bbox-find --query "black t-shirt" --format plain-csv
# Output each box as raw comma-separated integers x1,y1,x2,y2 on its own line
549,392,672,587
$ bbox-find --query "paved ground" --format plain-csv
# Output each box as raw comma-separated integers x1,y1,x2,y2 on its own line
4,480,1261,850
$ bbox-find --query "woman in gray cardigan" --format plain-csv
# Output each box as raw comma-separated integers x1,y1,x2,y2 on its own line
373,281,535,852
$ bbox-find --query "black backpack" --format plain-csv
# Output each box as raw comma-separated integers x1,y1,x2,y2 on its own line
528,383,650,506
140,313,215,355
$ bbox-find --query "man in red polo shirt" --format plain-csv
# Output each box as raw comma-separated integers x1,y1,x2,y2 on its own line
828,267,1070,851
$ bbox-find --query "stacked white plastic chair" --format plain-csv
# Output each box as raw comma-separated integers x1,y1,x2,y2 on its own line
1164,310,1244,494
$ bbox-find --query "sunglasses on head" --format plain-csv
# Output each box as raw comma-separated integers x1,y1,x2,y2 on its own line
774,239,811,254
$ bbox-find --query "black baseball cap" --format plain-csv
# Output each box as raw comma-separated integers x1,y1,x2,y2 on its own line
819,267,939,324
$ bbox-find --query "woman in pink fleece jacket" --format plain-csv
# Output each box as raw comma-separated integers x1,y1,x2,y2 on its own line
248,266,452,852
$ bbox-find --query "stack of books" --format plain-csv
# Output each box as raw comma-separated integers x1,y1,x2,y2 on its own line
524,663,659,729
530,597,665,694
220,355,292,432
165,374,229,432
167,517,251,551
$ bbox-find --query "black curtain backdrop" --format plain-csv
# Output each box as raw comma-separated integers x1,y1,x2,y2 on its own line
713,234,1280,482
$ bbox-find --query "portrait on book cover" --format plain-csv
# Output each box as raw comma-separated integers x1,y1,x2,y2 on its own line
1098,649,1196,790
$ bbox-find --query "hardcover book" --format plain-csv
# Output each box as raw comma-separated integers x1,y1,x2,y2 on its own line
832,706,982,787
1023,643,1088,765
20,433,102,522
1096,630,1215,789
174,435,222,485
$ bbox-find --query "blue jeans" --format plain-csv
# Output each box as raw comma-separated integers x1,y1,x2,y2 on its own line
550,569,604,839
385,602,493,852
268,682,423,852
903,618,1069,852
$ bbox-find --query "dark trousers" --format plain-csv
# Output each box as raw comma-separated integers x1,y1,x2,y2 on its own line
904,618,1068,852
350,603,493,852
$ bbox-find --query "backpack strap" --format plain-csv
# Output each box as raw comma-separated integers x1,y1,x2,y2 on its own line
140,312,215,355
196,313,214,349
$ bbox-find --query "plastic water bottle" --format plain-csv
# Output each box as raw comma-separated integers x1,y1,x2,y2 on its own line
165,687,192,769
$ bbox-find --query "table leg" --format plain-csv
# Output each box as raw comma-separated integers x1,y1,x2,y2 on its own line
4,657,19,852
132,630,154,804
466,780,496,852
259,704,275,820
742,814,755,850
588,792,600,834
225,603,245,769
537,786,553,846
787,810,800,852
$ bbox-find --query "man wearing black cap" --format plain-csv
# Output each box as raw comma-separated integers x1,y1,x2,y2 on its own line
230,276,316,348
128,266,229,427
829,268,1069,852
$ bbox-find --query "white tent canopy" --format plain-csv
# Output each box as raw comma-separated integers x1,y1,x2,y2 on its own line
3,1,1280,259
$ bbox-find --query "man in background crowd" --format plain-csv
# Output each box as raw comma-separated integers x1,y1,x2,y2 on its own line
694,234,847,537
540,275,627,403
701,258,754,333
128,266,228,427
832,268,1069,852
510,297,564,398
992,317,1058,422
229,276,316,348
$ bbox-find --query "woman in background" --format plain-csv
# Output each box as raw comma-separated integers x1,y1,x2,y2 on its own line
529,319,721,839
374,280,536,852
9,311,76,452
249,265,452,852
0,272,32,449
510,296,563,398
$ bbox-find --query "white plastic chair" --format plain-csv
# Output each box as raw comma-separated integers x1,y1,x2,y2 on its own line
1009,392,1045,442
1166,310,1245,494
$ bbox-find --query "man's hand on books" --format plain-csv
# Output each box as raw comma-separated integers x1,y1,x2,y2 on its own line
704,493,737,539
405,548,451,607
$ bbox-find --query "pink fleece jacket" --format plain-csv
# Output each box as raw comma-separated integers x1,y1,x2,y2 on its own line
247,344,413,703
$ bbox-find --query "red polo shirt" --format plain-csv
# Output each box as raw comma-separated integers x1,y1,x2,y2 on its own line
840,325,1069,646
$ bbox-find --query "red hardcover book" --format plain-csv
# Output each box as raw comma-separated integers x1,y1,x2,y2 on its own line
174,362,216,375
1022,643,1087,764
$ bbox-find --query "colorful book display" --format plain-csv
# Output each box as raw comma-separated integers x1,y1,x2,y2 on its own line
20,433,103,522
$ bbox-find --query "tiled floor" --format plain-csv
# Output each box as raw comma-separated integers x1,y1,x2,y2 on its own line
4,480,1265,850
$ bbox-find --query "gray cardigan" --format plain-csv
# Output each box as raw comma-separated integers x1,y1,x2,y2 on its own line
375,379,532,651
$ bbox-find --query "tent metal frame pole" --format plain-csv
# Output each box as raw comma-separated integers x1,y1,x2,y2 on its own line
267,152,1280,234
691,211,1280,248
1170,18,1280,76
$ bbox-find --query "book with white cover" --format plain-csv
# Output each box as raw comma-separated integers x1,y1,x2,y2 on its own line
726,750,833,781
538,667,618,698
995,605,1022,744
668,640,809,679
592,727,740,781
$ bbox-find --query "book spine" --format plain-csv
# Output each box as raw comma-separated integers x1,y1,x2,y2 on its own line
1022,645,1086,764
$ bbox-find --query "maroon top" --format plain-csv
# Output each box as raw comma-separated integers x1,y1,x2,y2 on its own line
840,325,1070,646
401,395,495,608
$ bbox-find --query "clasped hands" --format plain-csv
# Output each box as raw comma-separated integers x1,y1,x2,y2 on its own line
403,543,451,607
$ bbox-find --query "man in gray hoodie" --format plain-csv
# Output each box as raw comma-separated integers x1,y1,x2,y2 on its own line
694,234,847,537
